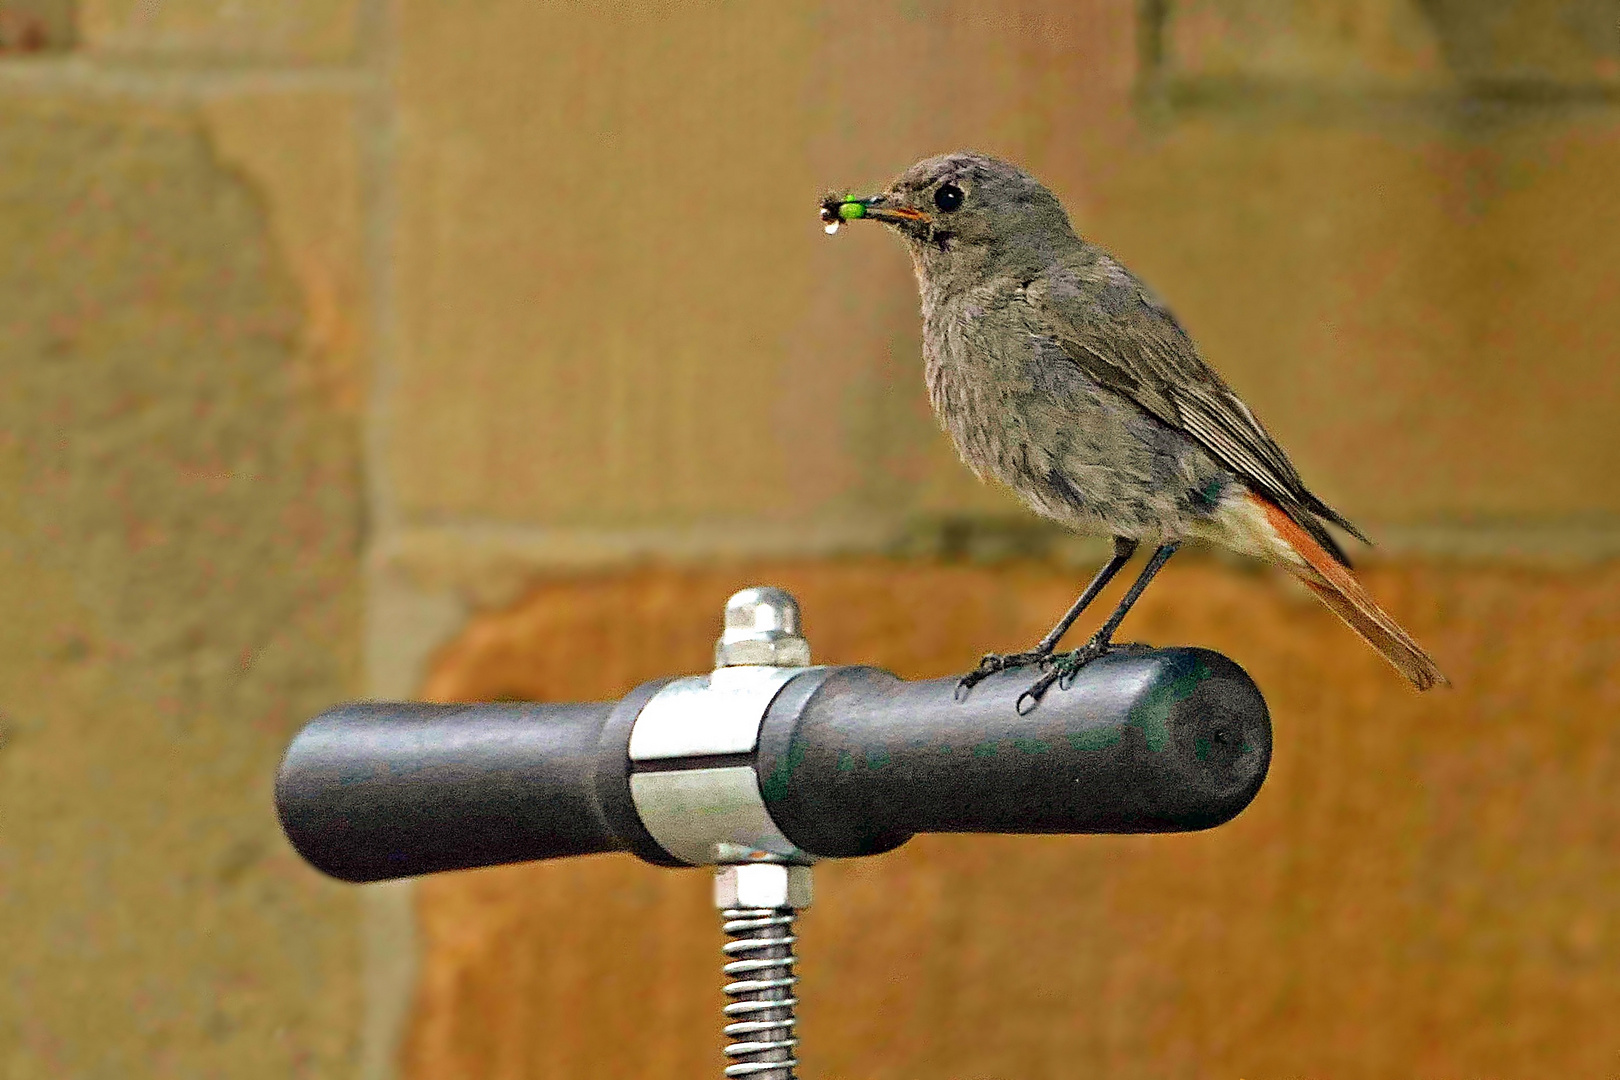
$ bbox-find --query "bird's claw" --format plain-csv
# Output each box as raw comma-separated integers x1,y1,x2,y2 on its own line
954,648,1051,700
1015,673,1059,715
1015,640,1113,712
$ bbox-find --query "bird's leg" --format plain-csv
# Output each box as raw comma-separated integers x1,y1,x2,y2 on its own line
956,537,1138,699
1019,541,1181,713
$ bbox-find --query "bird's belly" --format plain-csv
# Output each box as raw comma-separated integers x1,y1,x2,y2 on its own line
929,338,1219,541
960,420,1179,539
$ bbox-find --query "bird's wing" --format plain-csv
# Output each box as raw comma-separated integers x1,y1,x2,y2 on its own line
1024,264,1368,559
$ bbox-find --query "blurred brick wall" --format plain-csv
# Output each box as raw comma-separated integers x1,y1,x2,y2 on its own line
383,1,1619,1078
0,3,370,1076
2,0,1616,1077
379,0,1618,556
407,560,1619,1079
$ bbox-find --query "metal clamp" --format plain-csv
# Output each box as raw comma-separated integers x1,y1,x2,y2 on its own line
627,587,819,866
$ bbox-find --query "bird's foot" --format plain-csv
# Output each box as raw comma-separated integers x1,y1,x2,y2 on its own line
1016,637,1115,714
954,648,1052,700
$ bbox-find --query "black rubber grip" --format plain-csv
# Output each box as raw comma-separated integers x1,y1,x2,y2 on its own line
275,649,1271,881
755,648,1271,858
275,701,623,882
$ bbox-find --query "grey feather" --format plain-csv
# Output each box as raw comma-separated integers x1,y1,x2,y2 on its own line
1023,258,1366,564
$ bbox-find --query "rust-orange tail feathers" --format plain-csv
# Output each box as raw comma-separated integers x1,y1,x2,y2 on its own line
1253,494,1448,690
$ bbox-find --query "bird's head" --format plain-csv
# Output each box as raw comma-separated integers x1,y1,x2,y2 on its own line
821,152,1077,288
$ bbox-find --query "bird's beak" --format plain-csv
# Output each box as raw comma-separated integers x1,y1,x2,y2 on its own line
820,192,928,232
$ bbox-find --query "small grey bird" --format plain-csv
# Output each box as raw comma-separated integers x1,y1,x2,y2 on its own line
822,152,1446,709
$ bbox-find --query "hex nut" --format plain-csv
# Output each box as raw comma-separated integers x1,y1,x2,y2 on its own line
715,586,811,668
714,636,812,667
714,863,813,910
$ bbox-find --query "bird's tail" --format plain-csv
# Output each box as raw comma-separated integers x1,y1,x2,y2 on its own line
1251,493,1448,690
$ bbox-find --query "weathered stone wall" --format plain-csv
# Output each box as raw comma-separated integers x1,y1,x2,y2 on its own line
2,0,1615,1076
384,1,1619,1078
380,0,1618,569
0,8,369,1078
406,559,1620,1079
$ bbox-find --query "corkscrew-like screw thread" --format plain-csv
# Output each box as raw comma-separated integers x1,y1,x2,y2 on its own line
720,907,799,1079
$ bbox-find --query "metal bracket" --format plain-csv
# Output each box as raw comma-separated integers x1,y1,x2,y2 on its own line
626,588,819,867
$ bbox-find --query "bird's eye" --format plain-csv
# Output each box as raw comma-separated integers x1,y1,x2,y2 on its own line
933,182,964,213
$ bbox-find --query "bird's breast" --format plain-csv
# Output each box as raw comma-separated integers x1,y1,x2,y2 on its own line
922,298,1048,488
921,293,1226,540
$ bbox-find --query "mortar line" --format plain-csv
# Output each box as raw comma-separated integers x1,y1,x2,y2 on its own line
353,3,419,1080
381,516,1620,568
386,517,898,548
0,57,373,100
357,12,403,548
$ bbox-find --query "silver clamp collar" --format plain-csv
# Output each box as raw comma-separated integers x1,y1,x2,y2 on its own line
626,587,819,867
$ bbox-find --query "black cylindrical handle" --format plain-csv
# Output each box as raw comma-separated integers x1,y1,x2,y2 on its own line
275,701,621,882
276,648,1271,881
756,648,1271,858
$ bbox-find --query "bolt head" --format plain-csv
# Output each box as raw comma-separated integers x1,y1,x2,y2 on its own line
714,862,813,910
715,586,811,668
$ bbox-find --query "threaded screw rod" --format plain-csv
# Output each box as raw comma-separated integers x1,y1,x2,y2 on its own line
713,863,812,1080
720,906,799,1078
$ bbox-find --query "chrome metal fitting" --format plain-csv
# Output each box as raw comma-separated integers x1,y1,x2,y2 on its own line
714,863,813,911
626,586,820,867
715,587,811,668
